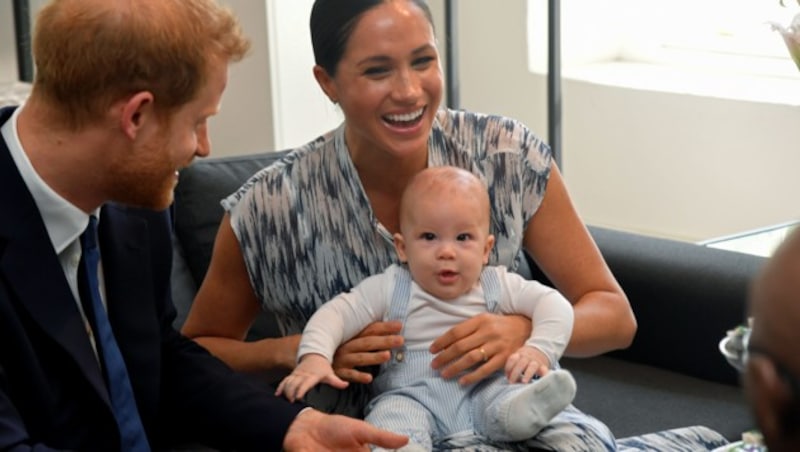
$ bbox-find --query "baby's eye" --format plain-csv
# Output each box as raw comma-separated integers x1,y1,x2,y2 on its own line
421,232,436,241
456,233,472,241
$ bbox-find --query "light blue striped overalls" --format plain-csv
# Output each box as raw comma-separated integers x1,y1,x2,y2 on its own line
364,267,616,451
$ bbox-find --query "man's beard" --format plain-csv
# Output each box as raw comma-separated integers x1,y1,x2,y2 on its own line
107,135,177,210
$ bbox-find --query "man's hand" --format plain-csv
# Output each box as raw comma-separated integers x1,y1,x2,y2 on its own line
275,354,347,402
332,321,404,384
283,408,408,451
430,313,530,385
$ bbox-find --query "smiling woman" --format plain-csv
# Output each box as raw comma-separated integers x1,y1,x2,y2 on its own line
182,0,636,450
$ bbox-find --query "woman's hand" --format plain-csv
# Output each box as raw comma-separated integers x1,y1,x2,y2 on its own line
332,321,404,384
429,313,531,386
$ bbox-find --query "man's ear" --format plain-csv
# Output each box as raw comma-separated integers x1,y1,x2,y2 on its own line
118,91,155,140
313,65,338,104
745,355,793,442
393,233,408,263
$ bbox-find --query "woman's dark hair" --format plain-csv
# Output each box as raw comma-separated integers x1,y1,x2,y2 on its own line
310,0,434,76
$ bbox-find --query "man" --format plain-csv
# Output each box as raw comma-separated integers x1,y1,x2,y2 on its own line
0,0,407,450
745,228,800,452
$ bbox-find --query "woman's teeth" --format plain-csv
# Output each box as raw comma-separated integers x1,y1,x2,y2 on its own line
385,108,424,123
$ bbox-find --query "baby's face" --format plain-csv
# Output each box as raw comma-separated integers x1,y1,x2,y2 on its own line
394,191,494,300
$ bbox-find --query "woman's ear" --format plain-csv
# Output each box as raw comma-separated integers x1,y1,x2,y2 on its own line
313,65,338,104
745,355,793,443
118,91,155,140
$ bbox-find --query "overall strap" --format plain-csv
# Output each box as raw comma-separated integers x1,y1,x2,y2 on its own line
479,267,501,314
386,265,414,333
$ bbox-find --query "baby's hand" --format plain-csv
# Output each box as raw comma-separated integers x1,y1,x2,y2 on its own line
504,345,550,383
275,354,349,402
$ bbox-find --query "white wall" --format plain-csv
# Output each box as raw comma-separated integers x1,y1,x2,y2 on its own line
0,2,17,84
453,0,800,242
210,0,276,155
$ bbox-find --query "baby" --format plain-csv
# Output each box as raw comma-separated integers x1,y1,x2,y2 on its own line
277,166,577,451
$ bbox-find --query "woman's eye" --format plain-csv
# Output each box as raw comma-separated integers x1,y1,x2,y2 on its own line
363,66,389,76
413,56,435,67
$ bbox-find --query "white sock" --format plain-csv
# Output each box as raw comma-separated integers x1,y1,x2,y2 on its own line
494,369,577,441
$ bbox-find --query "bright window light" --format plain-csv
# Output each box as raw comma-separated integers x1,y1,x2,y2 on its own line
528,0,800,78
622,0,799,77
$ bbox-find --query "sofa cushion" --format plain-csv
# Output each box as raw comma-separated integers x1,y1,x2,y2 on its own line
527,227,765,386
172,151,290,340
563,356,752,441
174,151,289,285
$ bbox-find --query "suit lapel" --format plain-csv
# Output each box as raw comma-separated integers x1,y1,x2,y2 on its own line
98,205,160,401
0,109,111,406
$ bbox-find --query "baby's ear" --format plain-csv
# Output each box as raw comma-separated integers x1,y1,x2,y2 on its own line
393,233,408,262
483,234,496,264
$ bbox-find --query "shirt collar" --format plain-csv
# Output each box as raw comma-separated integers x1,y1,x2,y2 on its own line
1,106,91,253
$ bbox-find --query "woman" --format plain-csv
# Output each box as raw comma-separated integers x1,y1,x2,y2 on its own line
182,0,636,449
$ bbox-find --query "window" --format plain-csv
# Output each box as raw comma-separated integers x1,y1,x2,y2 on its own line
528,0,800,78
621,0,799,78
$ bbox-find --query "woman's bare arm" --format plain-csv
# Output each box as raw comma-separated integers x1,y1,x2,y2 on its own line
181,214,300,372
524,163,637,357
182,214,404,380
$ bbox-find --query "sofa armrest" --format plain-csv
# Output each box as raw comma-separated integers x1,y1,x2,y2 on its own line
526,226,765,385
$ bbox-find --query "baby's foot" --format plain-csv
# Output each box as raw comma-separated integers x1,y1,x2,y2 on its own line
502,369,577,441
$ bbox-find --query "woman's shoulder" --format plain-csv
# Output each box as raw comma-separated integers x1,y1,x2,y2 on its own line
435,108,532,134
247,129,341,181
221,127,340,210
434,108,545,152
433,108,549,166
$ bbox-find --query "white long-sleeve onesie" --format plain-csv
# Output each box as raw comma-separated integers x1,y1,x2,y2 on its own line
298,264,574,368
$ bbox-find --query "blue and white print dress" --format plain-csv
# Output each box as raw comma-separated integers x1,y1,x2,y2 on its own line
223,109,617,450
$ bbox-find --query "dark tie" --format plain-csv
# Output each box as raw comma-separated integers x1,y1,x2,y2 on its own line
79,215,150,451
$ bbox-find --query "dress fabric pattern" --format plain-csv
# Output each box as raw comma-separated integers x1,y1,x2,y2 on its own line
222,108,556,419
223,108,551,337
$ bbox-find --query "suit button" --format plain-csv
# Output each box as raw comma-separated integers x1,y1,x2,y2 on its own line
395,351,404,362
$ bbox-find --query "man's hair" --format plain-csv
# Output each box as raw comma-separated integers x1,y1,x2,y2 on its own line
31,0,250,129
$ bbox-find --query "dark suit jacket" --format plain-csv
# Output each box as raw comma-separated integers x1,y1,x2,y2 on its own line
0,106,303,451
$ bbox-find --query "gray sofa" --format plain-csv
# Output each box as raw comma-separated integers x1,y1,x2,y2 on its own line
170,151,764,447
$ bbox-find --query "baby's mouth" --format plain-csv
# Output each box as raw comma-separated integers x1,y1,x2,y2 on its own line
437,269,459,284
